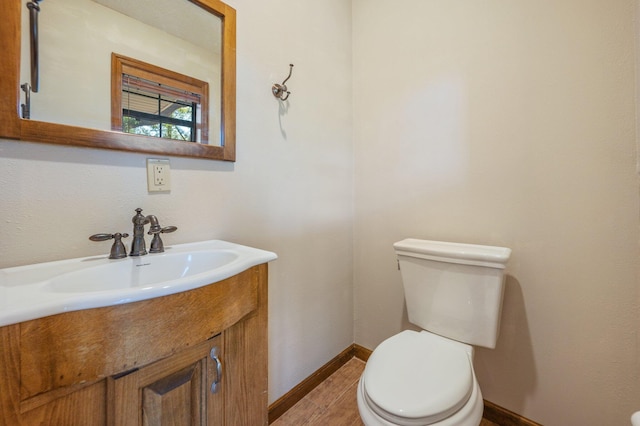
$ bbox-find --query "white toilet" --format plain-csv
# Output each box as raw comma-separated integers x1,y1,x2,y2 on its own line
357,238,511,426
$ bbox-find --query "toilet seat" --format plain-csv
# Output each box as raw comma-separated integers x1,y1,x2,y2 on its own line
362,330,474,425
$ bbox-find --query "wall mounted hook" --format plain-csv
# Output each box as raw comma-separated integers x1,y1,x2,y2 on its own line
272,64,294,101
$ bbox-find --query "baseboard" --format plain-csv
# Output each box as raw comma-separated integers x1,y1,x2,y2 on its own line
483,399,542,426
352,343,372,362
268,343,540,426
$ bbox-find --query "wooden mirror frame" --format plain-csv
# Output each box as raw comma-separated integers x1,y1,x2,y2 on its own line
0,0,236,161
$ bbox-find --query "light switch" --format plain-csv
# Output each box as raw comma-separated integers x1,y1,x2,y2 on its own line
147,159,171,192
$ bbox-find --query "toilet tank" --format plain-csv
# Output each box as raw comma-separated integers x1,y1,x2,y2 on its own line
394,239,511,349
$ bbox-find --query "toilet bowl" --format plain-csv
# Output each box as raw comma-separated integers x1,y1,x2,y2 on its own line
357,239,511,426
357,330,484,426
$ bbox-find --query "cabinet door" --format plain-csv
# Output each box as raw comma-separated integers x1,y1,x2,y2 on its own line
108,335,223,426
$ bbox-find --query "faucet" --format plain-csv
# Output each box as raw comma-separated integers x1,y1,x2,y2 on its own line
90,208,177,258
130,208,178,256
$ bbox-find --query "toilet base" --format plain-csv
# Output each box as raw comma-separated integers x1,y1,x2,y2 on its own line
357,375,484,426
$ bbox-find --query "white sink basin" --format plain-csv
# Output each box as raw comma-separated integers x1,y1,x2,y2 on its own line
46,250,240,293
0,240,277,327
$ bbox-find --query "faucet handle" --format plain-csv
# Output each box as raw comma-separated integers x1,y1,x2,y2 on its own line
148,225,177,235
89,232,129,259
89,233,117,241
148,226,178,253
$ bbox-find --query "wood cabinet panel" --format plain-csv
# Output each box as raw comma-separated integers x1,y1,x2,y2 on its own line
0,324,21,426
143,367,198,426
21,382,107,426
0,328,107,426
223,267,268,426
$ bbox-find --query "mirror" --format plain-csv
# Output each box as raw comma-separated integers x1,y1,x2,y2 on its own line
0,0,236,161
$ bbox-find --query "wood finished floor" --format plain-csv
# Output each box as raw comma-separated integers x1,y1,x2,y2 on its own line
272,357,499,426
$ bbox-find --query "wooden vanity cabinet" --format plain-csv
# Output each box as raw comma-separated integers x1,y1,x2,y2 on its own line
0,264,269,426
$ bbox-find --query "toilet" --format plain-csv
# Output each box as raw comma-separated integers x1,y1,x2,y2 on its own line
357,238,511,426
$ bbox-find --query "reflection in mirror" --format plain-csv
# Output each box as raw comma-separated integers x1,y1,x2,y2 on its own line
1,0,235,161
112,54,210,144
20,0,222,146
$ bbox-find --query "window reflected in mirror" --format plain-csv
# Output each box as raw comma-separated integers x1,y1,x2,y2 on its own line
112,53,210,144
122,75,200,142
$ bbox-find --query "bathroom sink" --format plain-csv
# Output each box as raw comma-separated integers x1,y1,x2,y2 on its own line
0,240,277,327
46,250,240,293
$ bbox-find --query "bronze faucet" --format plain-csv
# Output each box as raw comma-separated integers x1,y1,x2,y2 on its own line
90,208,177,258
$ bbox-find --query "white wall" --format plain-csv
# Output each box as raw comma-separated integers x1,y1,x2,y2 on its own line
1,0,353,404
353,0,640,425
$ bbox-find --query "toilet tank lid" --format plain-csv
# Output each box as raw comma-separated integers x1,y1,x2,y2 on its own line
394,238,511,269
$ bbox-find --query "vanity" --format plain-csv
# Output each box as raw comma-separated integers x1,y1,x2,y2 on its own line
0,240,276,425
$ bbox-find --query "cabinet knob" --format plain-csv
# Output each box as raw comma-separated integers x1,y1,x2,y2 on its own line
210,346,222,394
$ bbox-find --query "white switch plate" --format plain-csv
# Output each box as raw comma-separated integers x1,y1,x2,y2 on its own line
147,159,171,192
